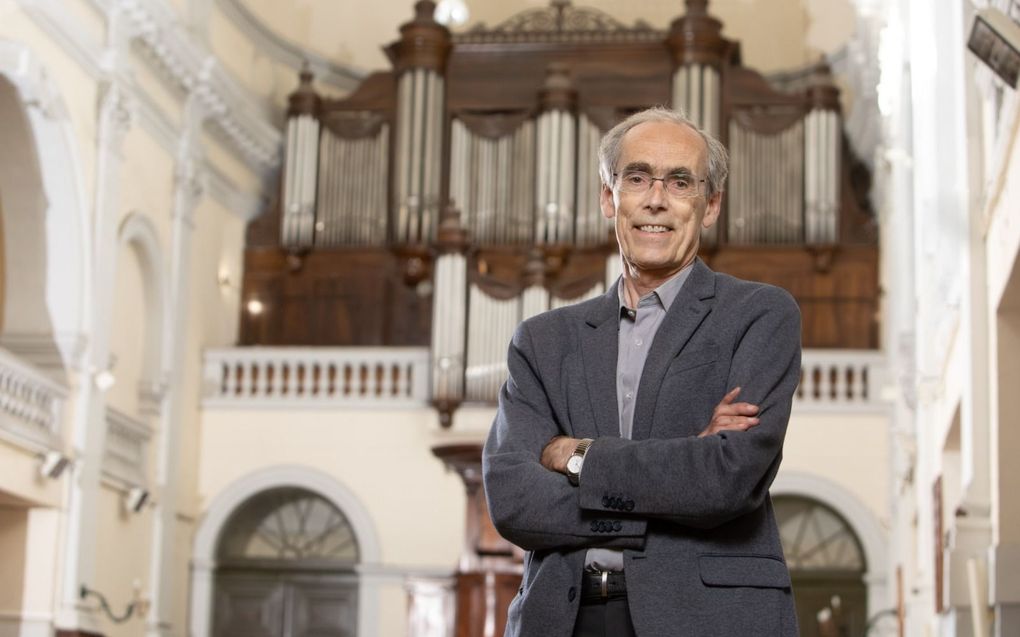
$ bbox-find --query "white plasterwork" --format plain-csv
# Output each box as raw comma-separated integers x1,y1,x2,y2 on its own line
191,465,382,637
0,40,91,374
16,0,282,175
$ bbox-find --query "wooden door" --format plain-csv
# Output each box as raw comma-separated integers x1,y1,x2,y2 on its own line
214,571,358,637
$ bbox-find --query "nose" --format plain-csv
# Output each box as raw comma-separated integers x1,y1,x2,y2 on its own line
644,179,669,211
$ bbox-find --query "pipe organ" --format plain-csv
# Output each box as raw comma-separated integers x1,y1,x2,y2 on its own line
247,0,878,423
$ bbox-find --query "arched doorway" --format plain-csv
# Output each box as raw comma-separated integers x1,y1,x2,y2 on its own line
213,487,361,636
775,495,867,636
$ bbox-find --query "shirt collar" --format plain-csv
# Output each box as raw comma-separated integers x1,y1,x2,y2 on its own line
617,261,695,315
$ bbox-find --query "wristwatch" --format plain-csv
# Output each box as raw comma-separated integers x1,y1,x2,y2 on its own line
566,438,594,486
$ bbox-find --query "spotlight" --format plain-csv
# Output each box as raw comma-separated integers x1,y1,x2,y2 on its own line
39,450,69,479
124,487,149,513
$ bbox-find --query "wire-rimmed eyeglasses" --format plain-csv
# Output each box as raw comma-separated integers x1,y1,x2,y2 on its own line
613,170,707,199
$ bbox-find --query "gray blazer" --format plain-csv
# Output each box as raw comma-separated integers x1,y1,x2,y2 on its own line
482,259,802,637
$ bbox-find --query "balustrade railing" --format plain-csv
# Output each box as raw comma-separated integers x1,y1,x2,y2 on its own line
203,347,430,407
203,346,883,412
0,346,67,448
796,349,885,411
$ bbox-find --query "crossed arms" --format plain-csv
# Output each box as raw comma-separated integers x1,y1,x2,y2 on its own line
481,286,802,551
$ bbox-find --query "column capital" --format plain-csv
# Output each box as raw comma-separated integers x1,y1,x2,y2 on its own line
97,81,135,153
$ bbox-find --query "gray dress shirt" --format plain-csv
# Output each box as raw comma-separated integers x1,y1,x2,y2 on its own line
583,263,694,571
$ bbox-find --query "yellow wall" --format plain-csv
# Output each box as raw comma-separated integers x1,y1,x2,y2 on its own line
198,408,468,568
94,483,154,637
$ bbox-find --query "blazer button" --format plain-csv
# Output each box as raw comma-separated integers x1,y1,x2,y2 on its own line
602,495,610,507
625,500,635,512
613,521,622,531
590,520,599,532
568,587,576,602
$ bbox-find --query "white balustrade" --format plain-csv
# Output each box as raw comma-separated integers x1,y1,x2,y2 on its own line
202,346,885,412
0,346,67,448
203,347,431,408
795,349,887,412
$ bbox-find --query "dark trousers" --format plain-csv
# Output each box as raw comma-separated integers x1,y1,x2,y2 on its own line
572,598,637,637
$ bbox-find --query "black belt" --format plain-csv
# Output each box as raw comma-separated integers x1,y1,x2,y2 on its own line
580,569,627,604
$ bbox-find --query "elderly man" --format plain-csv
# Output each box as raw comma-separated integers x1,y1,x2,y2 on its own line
482,107,801,637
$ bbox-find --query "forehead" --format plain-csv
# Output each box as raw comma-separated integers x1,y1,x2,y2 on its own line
618,120,708,172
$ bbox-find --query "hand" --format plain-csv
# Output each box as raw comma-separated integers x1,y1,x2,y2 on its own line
540,436,579,474
698,387,760,438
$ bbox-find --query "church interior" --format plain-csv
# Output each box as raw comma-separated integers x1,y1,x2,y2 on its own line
0,0,1017,635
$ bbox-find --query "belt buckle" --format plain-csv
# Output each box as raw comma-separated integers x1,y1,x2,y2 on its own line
600,570,609,600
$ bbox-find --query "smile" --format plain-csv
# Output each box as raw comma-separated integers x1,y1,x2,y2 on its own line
636,225,671,233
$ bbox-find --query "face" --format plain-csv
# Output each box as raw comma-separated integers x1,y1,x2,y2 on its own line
600,120,721,283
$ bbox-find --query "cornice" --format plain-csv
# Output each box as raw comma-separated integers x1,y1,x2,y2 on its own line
16,0,282,175
119,0,281,172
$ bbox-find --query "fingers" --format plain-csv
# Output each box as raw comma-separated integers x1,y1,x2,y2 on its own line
713,402,760,417
718,386,741,405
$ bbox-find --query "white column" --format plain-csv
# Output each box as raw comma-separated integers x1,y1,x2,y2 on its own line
55,80,134,634
145,104,205,636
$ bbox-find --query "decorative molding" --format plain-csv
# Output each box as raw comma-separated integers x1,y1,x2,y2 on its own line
102,406,153,486
214,0,364,93
457,1,661,44
96,80,136,154
16,0,282,174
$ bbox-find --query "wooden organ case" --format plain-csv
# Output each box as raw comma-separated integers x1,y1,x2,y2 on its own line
241,2,878,634
245,0,877,422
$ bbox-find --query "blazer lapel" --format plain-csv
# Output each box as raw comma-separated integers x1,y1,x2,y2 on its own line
580,282,621,439
631,260,717,441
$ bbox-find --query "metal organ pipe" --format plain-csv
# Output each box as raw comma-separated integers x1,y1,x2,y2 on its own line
282,114,320,248
431,253,466,402
673,63,720,246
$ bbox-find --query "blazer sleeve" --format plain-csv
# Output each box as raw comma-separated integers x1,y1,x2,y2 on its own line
576,286,801,529
482,321,647,551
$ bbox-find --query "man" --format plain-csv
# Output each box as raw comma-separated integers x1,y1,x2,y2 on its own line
482,107,801,637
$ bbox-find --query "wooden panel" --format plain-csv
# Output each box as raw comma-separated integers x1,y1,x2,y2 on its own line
240,248,431,347
453,572,522,637
703,245,879,349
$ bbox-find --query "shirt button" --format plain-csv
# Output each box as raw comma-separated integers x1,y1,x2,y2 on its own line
635,338,643,346
625,392,632,400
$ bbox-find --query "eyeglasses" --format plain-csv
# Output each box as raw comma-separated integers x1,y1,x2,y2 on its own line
613,170,707,199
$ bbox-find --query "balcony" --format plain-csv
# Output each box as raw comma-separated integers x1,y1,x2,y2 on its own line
202,346,886,413
0,346,68,450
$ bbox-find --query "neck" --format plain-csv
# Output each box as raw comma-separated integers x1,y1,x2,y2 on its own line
620,258,694,307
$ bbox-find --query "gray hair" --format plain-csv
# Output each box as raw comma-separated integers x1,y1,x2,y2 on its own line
597,106,729,197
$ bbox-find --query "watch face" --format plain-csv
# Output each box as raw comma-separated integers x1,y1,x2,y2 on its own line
567,455,583,474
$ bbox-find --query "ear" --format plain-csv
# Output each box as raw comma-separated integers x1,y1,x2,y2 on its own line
701,191,722,229
600,183,616,220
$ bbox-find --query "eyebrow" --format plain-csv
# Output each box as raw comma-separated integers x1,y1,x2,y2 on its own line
620,161,695,176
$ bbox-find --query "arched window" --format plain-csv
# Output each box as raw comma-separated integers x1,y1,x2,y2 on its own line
775,495,867,637
213,487,360,637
